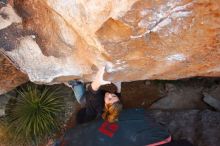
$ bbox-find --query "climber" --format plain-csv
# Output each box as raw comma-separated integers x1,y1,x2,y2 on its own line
67,65,123,124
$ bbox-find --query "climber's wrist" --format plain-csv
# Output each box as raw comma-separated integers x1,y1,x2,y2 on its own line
91,81,101,91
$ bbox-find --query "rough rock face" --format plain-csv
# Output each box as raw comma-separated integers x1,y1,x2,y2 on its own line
0,53,28,95
0,0,220,85
150,110,220,146
150,82,208,110
0,90,16,116
203,86,220,111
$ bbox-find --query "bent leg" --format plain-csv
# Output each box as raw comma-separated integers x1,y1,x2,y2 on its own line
68,81,86,105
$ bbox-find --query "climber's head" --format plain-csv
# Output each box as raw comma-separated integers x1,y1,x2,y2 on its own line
102,92,122,123
104,92,120,105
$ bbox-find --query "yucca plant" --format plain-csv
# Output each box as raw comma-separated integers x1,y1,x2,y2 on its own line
6,84,65,145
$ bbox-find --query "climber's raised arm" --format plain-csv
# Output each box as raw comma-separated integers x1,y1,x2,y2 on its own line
91,66,111,91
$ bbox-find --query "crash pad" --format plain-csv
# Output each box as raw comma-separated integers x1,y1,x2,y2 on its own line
58,109,171,146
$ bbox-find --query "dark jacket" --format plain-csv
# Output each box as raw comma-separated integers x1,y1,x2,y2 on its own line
76,85,105,124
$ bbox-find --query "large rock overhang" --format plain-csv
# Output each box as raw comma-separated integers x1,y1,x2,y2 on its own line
0,0,220,87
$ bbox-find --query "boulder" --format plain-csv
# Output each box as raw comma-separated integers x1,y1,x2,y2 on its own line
149,110,220,146
0,90,16,117
0,0,220,86
0,53,28,95
150,81,208,110
203,86,220,111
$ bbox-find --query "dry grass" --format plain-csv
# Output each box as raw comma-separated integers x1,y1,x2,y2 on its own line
0,119,13,146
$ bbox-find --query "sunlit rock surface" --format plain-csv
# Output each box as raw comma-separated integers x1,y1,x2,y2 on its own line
0,0,220,86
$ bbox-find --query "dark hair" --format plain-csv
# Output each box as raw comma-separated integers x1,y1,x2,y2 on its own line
114,92,121,98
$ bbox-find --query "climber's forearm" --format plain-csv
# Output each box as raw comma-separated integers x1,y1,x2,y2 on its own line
91,65,111,91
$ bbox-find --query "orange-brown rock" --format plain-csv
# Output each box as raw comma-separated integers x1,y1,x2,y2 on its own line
0,0,220,86
0,53,28,95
